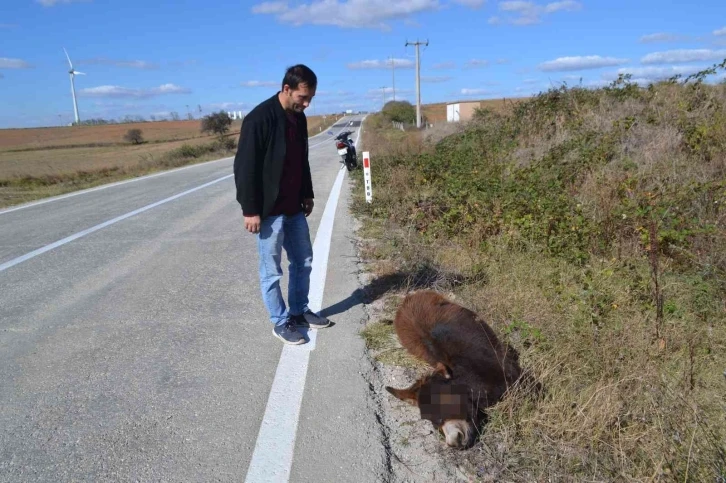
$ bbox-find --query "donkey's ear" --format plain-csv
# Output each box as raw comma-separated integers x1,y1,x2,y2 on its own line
434,362,453,379
385,380,421,406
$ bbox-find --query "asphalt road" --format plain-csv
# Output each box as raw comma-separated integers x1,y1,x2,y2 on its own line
0,115,388,482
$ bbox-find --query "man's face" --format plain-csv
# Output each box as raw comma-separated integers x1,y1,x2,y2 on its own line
283,82,315,113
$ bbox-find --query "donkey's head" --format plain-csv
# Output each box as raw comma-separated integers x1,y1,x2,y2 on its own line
385,364,481,449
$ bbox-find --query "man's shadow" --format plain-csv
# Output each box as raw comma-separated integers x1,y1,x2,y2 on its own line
318,261,480,319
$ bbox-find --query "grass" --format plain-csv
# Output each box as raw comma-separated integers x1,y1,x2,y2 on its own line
359,320,426,367
0,113,343,209
352,64,726,481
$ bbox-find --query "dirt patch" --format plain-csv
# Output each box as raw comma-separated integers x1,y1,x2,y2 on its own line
351,217,488,482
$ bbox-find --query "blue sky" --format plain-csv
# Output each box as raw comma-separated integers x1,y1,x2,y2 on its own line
1,0,726,128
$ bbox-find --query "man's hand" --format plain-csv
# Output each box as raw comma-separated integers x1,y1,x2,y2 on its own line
303,198,314,217
244,215,261,234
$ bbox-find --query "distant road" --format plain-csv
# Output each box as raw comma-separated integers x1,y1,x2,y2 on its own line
0,115,388,482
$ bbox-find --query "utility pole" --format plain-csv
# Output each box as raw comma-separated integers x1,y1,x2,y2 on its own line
405,39,428,128
381,86,387,109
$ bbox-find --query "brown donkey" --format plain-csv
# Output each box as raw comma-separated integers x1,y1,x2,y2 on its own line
385,290,523,449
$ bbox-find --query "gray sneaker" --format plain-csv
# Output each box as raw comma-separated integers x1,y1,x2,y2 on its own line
272,319,305,345
293,309,331,329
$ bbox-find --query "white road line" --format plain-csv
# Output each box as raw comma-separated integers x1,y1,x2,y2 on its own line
308,115,361,149
244,129,355,483
0,157,235,216
354,116,366,148
0,174,233,273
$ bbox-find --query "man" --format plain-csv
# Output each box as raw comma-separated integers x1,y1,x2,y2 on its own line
233,64,331,345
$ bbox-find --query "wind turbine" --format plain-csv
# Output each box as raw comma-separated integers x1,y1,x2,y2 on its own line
63,48,85,125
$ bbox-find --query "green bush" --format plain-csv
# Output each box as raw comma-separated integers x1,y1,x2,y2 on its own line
382,100,416,124
352,60,726,481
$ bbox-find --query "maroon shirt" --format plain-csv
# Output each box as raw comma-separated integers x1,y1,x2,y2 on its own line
269,111,305,216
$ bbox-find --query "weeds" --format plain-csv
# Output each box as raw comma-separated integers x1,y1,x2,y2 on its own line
354,61,726,481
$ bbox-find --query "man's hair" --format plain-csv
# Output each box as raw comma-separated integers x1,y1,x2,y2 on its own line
282,64,317,91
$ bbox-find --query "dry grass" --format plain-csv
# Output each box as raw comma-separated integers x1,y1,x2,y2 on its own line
352,69,726,481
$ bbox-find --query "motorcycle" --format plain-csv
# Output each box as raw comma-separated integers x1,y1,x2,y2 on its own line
331,130,357,171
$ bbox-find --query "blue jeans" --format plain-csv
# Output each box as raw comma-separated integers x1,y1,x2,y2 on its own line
257,211,313,326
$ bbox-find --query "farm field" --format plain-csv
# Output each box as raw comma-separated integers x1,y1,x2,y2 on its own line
0,113,342,208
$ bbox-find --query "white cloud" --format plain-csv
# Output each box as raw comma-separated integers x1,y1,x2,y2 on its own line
544,0,580,12
116,60,156,69
432,61,456,70
313,100,366,111
639,32,688,43
609,65,707,81
314,90,355,102
496,58,510,64
240,80,278,87
78,58,159,69
251,0,444,30
599,64,726,87
494,0,581,25
460,88,494,95
452,0,485,7
370,87,395,94
365,87,413,100
586,79,611,88
79,83,191,98
464,59,489,68
500,1,532,11
367,87,412,94
421,76,453,82
641,49,726,64
713,27,726,36
251,1,288,13
207,102,249,110
36,0,90,6
538,55,629,71
0,57,32,69
347,58,414,69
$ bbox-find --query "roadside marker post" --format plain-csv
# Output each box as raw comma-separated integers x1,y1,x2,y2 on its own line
362,151,372,203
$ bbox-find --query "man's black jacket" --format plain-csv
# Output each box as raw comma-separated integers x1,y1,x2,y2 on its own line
233,92,314,219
